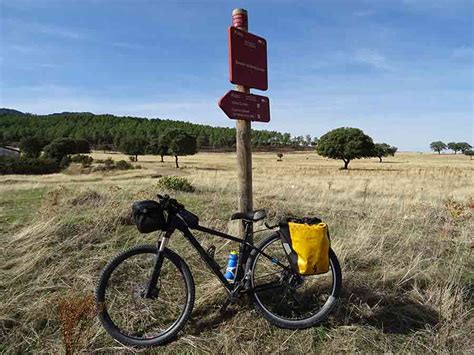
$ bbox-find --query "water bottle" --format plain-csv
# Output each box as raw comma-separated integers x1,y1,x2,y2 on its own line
224,251,238,282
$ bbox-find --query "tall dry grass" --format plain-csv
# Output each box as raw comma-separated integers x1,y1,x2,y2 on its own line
0,152,472,353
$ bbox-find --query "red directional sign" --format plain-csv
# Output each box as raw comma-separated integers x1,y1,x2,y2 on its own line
218,90,270,122
228,26,268,91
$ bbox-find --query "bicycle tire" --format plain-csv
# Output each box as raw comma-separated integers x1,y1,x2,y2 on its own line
96,244,195,347
248,233,342,329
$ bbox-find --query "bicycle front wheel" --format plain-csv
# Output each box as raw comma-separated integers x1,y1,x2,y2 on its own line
249,233,342,329
96,245,195,347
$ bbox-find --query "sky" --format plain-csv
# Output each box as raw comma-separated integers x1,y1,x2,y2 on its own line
0,0,473,151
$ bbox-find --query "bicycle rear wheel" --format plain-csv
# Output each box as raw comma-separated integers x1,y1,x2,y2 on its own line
96,245,194,347
248,233,341,329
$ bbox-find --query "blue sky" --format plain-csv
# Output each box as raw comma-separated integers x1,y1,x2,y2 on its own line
0,0,472,151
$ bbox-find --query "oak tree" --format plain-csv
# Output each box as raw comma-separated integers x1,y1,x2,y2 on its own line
316,127,375,169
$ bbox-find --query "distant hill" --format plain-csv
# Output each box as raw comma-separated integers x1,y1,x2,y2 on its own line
49,111,95,116
0,109,307,151
0,108,25,116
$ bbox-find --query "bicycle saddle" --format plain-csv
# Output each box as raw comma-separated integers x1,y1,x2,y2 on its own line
231,209,267,222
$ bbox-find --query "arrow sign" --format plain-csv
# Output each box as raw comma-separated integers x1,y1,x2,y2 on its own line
218,90,270,122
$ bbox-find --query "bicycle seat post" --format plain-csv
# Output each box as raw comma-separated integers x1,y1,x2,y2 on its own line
243,220,253,243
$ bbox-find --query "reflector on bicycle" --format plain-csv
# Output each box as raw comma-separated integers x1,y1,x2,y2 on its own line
279,218,330,275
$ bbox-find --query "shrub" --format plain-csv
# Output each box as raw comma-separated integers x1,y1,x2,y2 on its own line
104,158,114,167
0,156,60,175
91,165,108,173
129,156,137,162
70,154,93,167
116,160,133,170
91,159,133,172
157,176,195,192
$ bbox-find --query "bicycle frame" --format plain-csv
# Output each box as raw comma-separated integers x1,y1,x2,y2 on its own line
147,213,288,297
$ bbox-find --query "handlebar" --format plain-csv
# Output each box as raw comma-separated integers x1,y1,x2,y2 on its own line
158,194,279,230
157,194,184,213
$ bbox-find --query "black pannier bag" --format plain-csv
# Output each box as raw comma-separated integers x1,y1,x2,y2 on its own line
132,200,167,233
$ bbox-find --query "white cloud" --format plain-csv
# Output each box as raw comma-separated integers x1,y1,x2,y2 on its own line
353,9,375,17
112,42,145,50
8,44,40,54
37,23,87,40
354,48,392,70
3,18,88,41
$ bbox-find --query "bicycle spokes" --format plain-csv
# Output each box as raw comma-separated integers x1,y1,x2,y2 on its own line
252,236,336,321
104,252,187,339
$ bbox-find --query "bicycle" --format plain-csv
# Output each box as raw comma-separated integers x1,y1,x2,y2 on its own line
96,194,342,347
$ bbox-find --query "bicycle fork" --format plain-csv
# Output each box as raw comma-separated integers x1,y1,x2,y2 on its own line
144,232,170,299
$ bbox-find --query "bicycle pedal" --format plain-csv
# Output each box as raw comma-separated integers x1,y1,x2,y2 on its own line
206,245,216,259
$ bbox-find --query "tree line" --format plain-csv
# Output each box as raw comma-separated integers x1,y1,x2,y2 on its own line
1,136,92,175
0,110,317,151
119,130,197,168
430,141,472,155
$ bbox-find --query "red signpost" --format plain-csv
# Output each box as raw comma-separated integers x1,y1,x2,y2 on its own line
228,26,268,91
218,90,270,122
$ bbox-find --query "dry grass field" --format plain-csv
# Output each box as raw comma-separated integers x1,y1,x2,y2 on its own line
1,151,473,353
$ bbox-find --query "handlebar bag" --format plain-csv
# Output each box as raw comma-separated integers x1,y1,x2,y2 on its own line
178,209,199,228
279,217,330,275
132,200,167,233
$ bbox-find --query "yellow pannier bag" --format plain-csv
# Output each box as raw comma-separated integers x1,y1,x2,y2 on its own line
282,221,330,275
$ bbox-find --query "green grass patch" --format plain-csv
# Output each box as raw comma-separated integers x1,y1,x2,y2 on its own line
0,188,47,235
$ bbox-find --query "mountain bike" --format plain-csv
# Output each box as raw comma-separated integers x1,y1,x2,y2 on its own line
96,194,342,347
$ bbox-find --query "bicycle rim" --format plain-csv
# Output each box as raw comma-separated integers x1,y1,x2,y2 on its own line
251,235,337,322
102,250,189,340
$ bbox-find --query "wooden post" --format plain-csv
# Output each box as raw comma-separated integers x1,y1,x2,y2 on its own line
232,8,253,236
